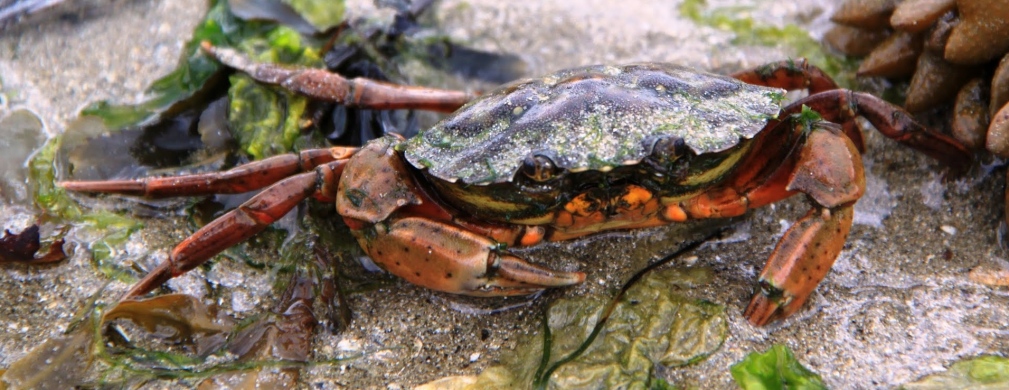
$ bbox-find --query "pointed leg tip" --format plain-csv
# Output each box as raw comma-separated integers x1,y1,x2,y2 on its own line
119,262,175,302
59,180,103,192
545,270,586,287
495,255,586,288
744,294,782,327
58,180,88,191
58,180,145,195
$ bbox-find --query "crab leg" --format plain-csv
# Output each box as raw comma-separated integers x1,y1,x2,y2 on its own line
788,90,972,172
731,59,841,95
121,159,348,299
733,60,973,167
60,147,357,198
732,59,864,152
673,88,968,325
201,42,474,113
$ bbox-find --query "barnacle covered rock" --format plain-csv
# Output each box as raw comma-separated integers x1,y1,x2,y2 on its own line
943,0,1009,65
889,0,955,34
826,0,1009,238
826,0,1009,154
831,0,900,31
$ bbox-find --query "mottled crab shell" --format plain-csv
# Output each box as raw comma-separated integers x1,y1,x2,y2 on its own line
404,63,785,185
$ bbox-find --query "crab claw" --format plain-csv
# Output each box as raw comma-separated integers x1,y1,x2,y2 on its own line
483,253,587,295
354,217,584,296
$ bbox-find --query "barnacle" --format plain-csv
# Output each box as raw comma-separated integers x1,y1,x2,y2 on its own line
825,0,1009,156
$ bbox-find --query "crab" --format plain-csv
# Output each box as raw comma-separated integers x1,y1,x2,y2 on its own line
59,43,971,326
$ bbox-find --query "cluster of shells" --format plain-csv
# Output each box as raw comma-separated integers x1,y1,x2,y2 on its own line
824,0,1009,157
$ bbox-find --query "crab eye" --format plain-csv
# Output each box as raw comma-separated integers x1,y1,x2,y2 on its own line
650,136,688,166
521,154,558,182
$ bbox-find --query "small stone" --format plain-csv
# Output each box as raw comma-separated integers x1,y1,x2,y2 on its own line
969,262,1009,286
682,255,699,266
231,290,255,312
940,225,957,235
337,338,362,352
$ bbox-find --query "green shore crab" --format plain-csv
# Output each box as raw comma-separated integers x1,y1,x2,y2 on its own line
60,43,971,326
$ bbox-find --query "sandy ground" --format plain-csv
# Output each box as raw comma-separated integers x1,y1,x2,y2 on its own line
1,0,1007,388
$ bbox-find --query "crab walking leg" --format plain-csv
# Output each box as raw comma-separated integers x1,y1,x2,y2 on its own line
729,57,990,166
201,42,473,113
731,60,858,153
730,59,841,95
121,160,348,299
60,147,358,198
781,90,972,172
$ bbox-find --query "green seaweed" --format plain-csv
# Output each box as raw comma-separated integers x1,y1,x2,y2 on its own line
416,267,728,390
29,138,82,220
80,0,325,130
228,73,311,160
730,344,827,390
28,137,145,281
794,104,825,134
901,356,1009,389
284,0,345,31
650,377,680,390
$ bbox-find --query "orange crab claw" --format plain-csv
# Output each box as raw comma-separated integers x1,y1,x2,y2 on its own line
742,123,863,326
357,217,584,296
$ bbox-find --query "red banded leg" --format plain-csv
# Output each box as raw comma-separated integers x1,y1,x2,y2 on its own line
733,59,865,151
733,60,971,167
118,160,347,299
781,91,972,172
60,146,357,198
201,42,474,114
61,147,357,300
731,59,841,94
